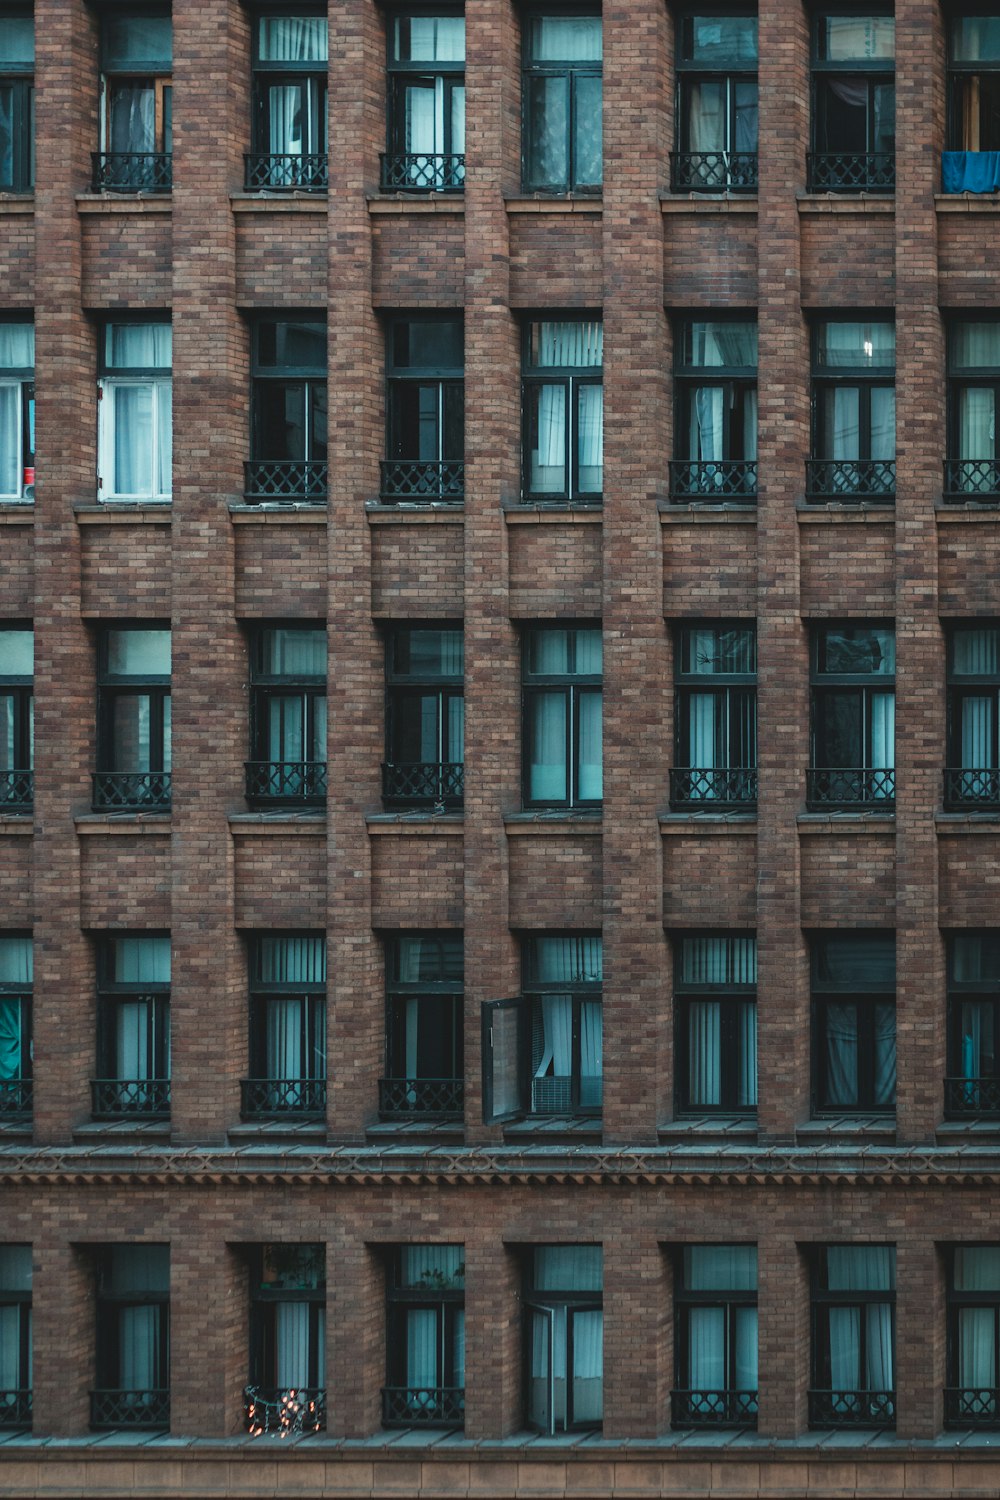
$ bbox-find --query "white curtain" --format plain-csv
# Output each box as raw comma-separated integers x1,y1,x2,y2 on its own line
688,323,757,369
120,1304,158,1391
960,388,996,463
956,1247,1000,1289
403,17,465,62
0,997,22,1081
959,1308,996,1392
530,691,567,800
688,1000,721,1106
0,383,20,498
685,1245,757,1290
0,324,33,368
735,1306,758,1391
954,324,1000,367
535,1244,602,1289
829,386,860,460
825,16,895,59
962,696,994,770
275,1302,311,1388
268,85,303,156
870,387,896,460
688,81,725,152
690,387,723,461
115,937,170,984
866,1303,894,1392
406,1307,437,1391
109,87,155,154
532,384,567,491
263,628,326,677
258,17,328,62
535,994,572,1083
955,628,1000,675
829,1306,861,1388
534,322,604,368
405,83,436,155
531,17,602,61
109,325,171,367
871,692,895,769
577,691,602,800
579,999,602,1107
116,1000,150,1081
108,379,171,499
572,1308,603,1422
536,936,602,984
689,1306,725,1388
954,18,1000,63
400,1246,464,1286
577,384,603,492
817,322,895,368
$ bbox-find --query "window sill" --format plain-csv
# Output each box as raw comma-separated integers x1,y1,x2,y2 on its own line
367,193,464,214
657,499,756,520
936,192,1000,212
504,810,602,835
936,502,1000,517
74,503,172,524
936,810,1000,828
503,1115,602,1142
76,193,171,214
0,502,33,523
937,1118,1000,1142
366,1119,465,1144
366,502,464,523
660,192,757,213
505,194,602,214
503,500,602,521
73,1119,171,1144
797,811,895,832
659,811,756,831
230,192,327,212
0,815,32,835
228,1119,327,1143
659,1117,757,1143
228,812,325,835
366,813,464,836
795,193,894,213
796,502,895,520
229,502,326,523
75,813,170,836
797,1116,895,1145
0,194,33,214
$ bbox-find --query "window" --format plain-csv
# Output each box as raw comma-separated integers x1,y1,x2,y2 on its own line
247,14,328,190
93,936,170,1120
247,319,328,503
94,626,171,812
381,933,463,1119
0,626,32,812
525,1245,602,1433
672,12,758,192
811,933,895,1115
946,933,1000,1119
0,1245,31,1431
671,623,756,808
0,321,33,501
0,13,34,193
671,318,757,501
522,319,603,502
482,934,603,1123
808,320,896,501
946,1246,1000,1428
92,1245,169,1430
242,934,326,1120
0,935,31,1122
808,14,895,190
945,321,1000,500
382,317,464,502
810,1245,895,1428
98,321,172,502
246,1245,326,1435
383,14,465,191
522,14,601,193
523,625,602,808
383,626,464,808
946,627,1000,809
94,13,172,191
674,935,757,1116
945,16,1000,189
384,1246,465,1427
672,1245,757,1428
246,626,327,806
809,623,895,808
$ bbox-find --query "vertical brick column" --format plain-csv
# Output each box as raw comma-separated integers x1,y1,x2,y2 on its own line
31,0,99,1144
462,0,522,1141
463,1234,522,1438
603,1228,671,1437
326,0,384,1142
31,1236,92,1435
327,1237,384,1436
755,0,811,1143
600,0,670,1147
893,0,946,1146
895,1238,945,1437
756,1229,809,1437
169,1238,246,1434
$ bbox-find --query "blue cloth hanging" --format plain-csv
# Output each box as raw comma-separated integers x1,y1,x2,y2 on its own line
942,151,1000,193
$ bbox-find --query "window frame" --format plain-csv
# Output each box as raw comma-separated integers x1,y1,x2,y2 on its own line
246,622,328,807
521,316,604,504
945,1245,1000,1426
808,316,897,498
0,9,34,194
521,622,603,810
809,10,896,188
809,1244,896,1428
810,932,896,1116
0,1245,31,1420
98,10,173,159
809,620,896,807
946,624,1000,808
671,620,757,808
673,932,757,1116
244,930,327,1118
0,316,34,501
93,1246,170,1427
250,314,328,463
94,623,171,812
946,932,1000,1117
521,8,603,195
947,12,1000,152
384,1245,465,1425
247,1243,327,1428
382,314,465,500
0,623,33,810
93,933,171,1118
384,9,466,191
946,318,1000,498
249,10,329,187
383,622,465,808
0,931,32,1119
672,8,759,192
97,318,172,503
671,314,758,500
523,1245,603,1434
671,1243,758,1428
382,931,464,1113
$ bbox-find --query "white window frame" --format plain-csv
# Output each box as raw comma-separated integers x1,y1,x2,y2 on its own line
98,375,172,502
0,378,27,501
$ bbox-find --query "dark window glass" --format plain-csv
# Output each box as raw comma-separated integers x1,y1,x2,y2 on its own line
95,627,171,811
810,1246,895,1429
949,16,1000,152
247,626,327,807
522,15,602,193
94,935,170,1119
946,1247,1000,1426
523,625,602,808
672,1246,757,1428
384,317,464,501
0,14,34,193
672,623,756,806
522,319,603,502
0,935,31,1121
946,627,1000,807
674,935,757,1114
249,320,327,501
673,13,758,192
244,934,326,1118
810,15,895,190
0,627,33,811
96,13,172,192
947,933,1000,1117
0,1244,31,1428
382,933,463,1117
946,323,1000,498
809,321,896,498
811,933,895,1113
525,1245,602,1433
246,1245,326,1434
384,625,464,808
672,319,757,499
384,1246,465,1426
384,15,465,190
809,623,895,808
93,1245,170,1430
249,14,328,190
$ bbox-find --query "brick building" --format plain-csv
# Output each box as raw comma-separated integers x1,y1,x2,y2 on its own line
4,0,1000,1496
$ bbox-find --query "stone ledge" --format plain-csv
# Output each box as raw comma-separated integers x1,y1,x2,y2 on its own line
230,193,327,212
658,502,756,523
74,814,171,837
504,504,602,524
74,503,172,524
366,814,464,837
366,505,464,525
796,192,895,213
228,813,326,836
0,504,33,524
368,194,464,214
0,194,33,214
661,194,757,214
796,504,895,523
76,193,171,213
0,817,32,835
797,813,895,834
659,813,756,834
504,811,602,836
229,504,326,524
506,194,602,213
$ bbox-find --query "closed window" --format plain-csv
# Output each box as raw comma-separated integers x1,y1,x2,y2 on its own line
946,1246,1000,1428
0,321,33,501
522,14,602,193
95,626,171,812
672,1245,757,1429
671,318,757,500
95,13,172,191
247,318,327,502
0,1244,31,1432
810,1245,895,1429
383,625,464,807
246,1245,326,1435
93,935,170,1120
0,626,32,812
674,934,757,1115
809,623,895,808
248,14,328,190
384,1246,465,1427
811,932,895,1115
809,14,895,190
98,322,172,502
672,12,758,191
523,625,602,808
522,319,603,502
0,934,31,1122
808,319,896,500
92,1245,170,1431
525,1245,603,1433
383,14,465,190
381,932,463,1119
946,932,1000,1119
383,316,464,501
671,623,756,808
946,626,1000,808
242,934,326,1120
946,321,1000,499
247,626,327,806
0,13,34,193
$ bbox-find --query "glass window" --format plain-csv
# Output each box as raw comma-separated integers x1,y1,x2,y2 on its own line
93,935,170,1120
525,1245,602,1433
522,14,602,193
674,935,757,1115
0,13,34,193
248,14,329,190
96,13,172,192
810,1246,895,1429
384,1246,465,1428
0,1244,31,1431
946,627,1000,809
383,625,464,807
0,321,33,501
243,934,326,1120
98,322,172,501
946,321,1000,499
523,319,603,502
946,1246,1000,1428
382,933,464,1118
673,12,758,192
946,933,1000,1119
949,16,1000,153
246,1245,326,1435
247,625,327,807
92,1245,170,1431
384,14,465,190
811,933,895,1114
809,623,895,808
95,626,171,812
810,13,895,191
383,317,464,501
672,1245,757,1429
523,625,602,808
247,318,328,503
672,623,756,807
672,319,757,500
809,320,896,499
0,934,31,1123
525,934,603,1117
0,626,32,813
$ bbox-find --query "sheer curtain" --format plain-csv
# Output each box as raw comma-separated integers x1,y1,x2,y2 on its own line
826,1002,859,1106
739,1001,758,1108
870,692,895,778
269,86,303,157
275,1302,312,1388
579,999,602,1107
956,630,998,778
258,17,328,62
874,1002,896,1106
0,997,22,1082
530,691,567,800
0,384,19,497
577,690,602,800
530,1246,603,1431
406,1307,437,1396
116,999,150,1081
109,87,155,154
572,1308,603,1422
955,1247,1000,1396
690,387,723,462
576,384,603,492
689,1306,724,1389
826,1246,894,1393
120,1305,158,1393
689,1001,721,1106
688,81,725,152
0,1304,19,1389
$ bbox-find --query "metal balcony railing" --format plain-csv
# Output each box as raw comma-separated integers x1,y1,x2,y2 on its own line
806,767,895,810
0,769,32,811
245,1385,327,1435
91,152,172,192
90,1389,170,1430
944,1076,1000,1117
945,1387,1000,1428
669,767,757,810
670,1389,758,1428
381,761,464,809
806,459,896,501
944,767,1000,810
381,1386,465,1427
669,459,757,502
90,1079,170,1120
92,771,171,813
379,459,465,503
380,152,465,191
944,460,1000,501
378,1077,464,1119
243,459,328,504
245,761,327,808
808,1388,895,1428
244,152,328,191
807,152,895,191
0,1078,32,1118
0,1391,31,1430
670,151,758,192
240,1077,326,1120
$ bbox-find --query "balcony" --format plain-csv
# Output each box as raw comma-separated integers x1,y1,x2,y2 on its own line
0,1391,31,1430
378,1077,464,1119
240,1077,326,1121
944,460,1000,503
92,771,171,813
381,761,464,810
806,767,895,811
944,1076,1000,1118
805,459,895,502
670,151,758,193
243,459,328,505
245,761,327,809
668,460,757,504
0,769,31,812
379,459,465,504
381,1386,465,1428
90,1389,170,1430
244,152,328,191
91,152,172,193
245,1385,327,1435
0,1078,31,1119
670,1389,758,1429
669,767,757,812
90,1079,170,1120
944,767,1000,812
379,152,465,192
945,1387,1000,1429
807,152,895,191
808,1388,895,1429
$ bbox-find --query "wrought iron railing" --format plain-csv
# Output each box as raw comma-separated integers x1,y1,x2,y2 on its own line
808,1388,895,1428
806,767,895,810
944,460,1000,500
0,769,32,811
945,1387,1000,1427
944,767,1000,810
380,152,465,191
244,152,328,191
378,1077,464,1118
805,459,896,501
91,152,172,192
669,459,757,502
807,152,895,191
379,459,465,503
0,1390,31,1429
90,1388,170,1430
245,1385,326,1435
240,1077,327,1120
92,771,171,812
243,459,328,504
0,1078,32,1118
669,767,757,810
944,1076,1000,1116
670,151,758,192
381,761,464,809
381,1386,465,1427
90,1078,170,1119
670,1389,758,1428
245,761,327,808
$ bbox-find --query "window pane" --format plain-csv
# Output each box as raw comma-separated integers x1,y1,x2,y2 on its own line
814,933,895,987
821,16,895,61
816,322,895,369
529,690,567,801
103,16,172,70
530,935,603,984
258,16,328,62
955,1247,1000,1291
824,1246,895,1291
111,694,152,771
687,999,721,1105
111,383,153,495
680,935,757,985
0,629,32,676
260,628,326,677
110,936,171,984
0,936,31,983
952,322,1000,369
109,82,156,154
528,16,602,62
258,935,326,985
399,1245,465,1287
683,322,758,369
870,386,896,461
525,73,569,187
679,626,756,675
0,1245,30,1290
529,320,604,369
257,321,326,372
258,382,306,460
958,386,996,462
533,1244,603,1289
107,1244,169,1293
393,318,463,371
573,72,602,187
0,324,33,369
576,382,603,492
952,933,1000,984
683,1244,757,1291
571,1307,603,1421
953,17,1000,63
394,628,464,678
107,629,170,677
107,324,172,369
529,382,567,493
260,1244,324,1289
0,85,13,189
393,16,465,63
684,16,758,64
819,626,895,675
0,18,33,66
576,689,602,800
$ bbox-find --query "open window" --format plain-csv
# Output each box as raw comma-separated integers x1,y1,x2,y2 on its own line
95,12,172,192
97,322,172,503
0,321,33,501
809,13,895,191
945,16,1000,189
524,1245,602,1434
